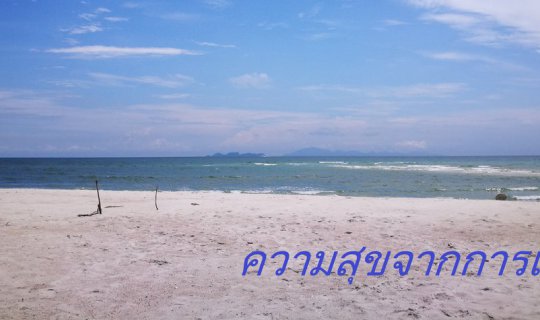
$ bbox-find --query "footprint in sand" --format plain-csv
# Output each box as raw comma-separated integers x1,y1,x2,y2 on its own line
434,292,452,300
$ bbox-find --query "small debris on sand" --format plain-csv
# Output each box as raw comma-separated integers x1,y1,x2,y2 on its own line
149,259,169,266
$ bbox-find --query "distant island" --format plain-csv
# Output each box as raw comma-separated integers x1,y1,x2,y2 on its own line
207,152,265,158
207,148,431,157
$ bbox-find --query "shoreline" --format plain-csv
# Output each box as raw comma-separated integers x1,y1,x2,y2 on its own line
1,187,538,202
1,189,539,319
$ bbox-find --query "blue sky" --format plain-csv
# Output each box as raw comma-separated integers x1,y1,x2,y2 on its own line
1,0,540,156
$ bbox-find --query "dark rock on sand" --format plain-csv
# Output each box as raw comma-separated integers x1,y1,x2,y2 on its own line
495,193,507,200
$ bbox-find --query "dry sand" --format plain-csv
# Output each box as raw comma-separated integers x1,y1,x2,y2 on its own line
0,189,539,319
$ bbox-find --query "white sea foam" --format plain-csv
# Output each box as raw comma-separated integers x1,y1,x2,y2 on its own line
374,161,410,165
507,186,539,191
253,163,277,166
486,186,539,192
239,188,333,195
241,189,274,194
290,190,332,195
330,163,540,177
319,161,348,164
512,195,540,201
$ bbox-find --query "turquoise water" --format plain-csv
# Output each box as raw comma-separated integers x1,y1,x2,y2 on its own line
1,157,540,200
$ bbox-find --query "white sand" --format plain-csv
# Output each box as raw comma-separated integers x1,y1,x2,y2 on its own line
0,189,539,319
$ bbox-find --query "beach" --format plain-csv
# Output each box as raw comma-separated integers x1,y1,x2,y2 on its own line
1,189,539,319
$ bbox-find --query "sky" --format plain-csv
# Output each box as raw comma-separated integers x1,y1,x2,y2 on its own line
1,0,540,156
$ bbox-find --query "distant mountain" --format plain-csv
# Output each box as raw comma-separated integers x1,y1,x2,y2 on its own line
208,152,265,157
285,147,431,157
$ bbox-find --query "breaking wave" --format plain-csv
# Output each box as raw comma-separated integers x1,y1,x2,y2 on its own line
328,163,540,177
512,195,540,201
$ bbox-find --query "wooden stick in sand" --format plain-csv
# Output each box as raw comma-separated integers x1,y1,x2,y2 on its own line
155,186,159,211
96,180,102,214
77,179,103,217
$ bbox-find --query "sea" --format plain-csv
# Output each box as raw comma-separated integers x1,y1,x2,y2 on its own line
1,156,540,200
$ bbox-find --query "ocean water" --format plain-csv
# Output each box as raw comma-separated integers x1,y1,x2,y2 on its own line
1,156,540,200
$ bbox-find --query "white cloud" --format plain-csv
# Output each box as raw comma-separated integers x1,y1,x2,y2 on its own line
229,73,271,88
299,82,466,98
408,0,540,49
62,24,103,35
0,89,68,117
388,83,465,98
66,7,119,34
383,19,408,26
424,51,476,61
421,12,479,28
104,16,129,22
2,89,540,155
89,73,194,88
78,7,112,21
79,13,97,21
374,19,408,32
298,4,322,19
95,7,111,14
420,13,503,46
423,51,527,71
46,45,201,58
195,41,236,48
